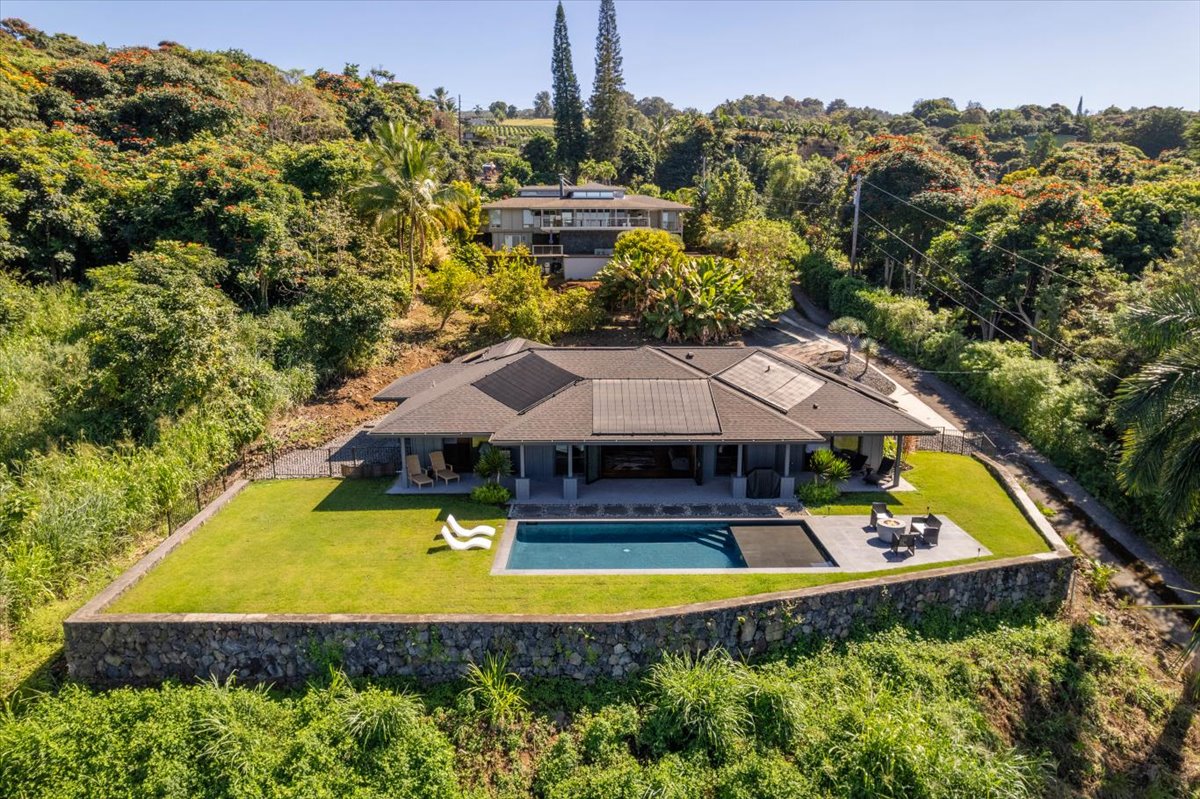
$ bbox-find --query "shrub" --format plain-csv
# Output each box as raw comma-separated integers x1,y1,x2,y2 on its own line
421,260,476,330
795,480,840,507
577,703,641,765
642,649,753,760
299,271,393,382
596,251,667,314
546,286,604,336
470,482,511,506
714,751,815,799
640,255,765,344
706,219,809,314
480,250,597,341
612,228,684,263
2,680,461,799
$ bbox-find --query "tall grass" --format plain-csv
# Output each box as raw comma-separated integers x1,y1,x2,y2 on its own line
0,279,307,638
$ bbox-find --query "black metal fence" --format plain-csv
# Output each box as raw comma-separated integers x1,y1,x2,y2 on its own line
914,428,998,458
256,446,406,480
162,465,244,534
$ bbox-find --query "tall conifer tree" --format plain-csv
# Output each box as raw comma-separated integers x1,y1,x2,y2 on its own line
551,2,588,177
589,0,626,164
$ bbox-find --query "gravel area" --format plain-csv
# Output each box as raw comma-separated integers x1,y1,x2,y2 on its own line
815,351,896,395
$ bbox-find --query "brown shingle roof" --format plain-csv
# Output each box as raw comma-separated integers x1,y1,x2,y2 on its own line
373,364,472,402
368,342,933,442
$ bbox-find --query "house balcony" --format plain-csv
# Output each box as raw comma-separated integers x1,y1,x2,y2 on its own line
531,244,564,257
535,216,651,231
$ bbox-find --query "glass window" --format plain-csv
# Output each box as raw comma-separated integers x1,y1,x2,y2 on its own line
522,209,534,228
489,210,501,228
554,445,586,476
832,435,861,453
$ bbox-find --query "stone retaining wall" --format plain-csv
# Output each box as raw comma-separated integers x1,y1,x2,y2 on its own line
66,553,1073,686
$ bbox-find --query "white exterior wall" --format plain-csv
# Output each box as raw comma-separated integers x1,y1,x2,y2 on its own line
563,256,611,280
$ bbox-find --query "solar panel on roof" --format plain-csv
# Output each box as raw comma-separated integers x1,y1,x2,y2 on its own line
472,353,578,412
716,353,823,411
592,379,721,435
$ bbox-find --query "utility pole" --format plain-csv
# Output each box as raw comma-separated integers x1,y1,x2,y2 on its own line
457,94,462,145
849,174,863,274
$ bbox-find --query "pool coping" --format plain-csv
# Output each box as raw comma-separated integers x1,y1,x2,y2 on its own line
491,516,996,576
492,517,837,575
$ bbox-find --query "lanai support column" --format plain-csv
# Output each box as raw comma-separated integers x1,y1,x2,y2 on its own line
562,443,578,501
779,443,795,500
400,438,408,488
516,444,530,501
731,443,747,500
893,436,905,488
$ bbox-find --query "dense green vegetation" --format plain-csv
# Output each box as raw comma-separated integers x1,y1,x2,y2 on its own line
0,18,595,642
1,10,1198,797
4,606,1197,797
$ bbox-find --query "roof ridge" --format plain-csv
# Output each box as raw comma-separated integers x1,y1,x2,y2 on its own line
647,345,713,377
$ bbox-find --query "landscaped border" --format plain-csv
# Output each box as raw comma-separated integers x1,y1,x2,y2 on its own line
65,456,1073,685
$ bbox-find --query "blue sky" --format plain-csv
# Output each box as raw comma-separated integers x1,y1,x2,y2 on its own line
7,1,1199,113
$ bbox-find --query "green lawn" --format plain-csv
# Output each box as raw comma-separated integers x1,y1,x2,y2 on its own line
109,453,1050,615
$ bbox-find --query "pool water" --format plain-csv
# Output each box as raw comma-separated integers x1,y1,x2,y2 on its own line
508,521,747,570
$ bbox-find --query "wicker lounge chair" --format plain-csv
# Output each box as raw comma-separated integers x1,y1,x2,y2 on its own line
890,532,917,555
439,525,491,550
864,457,895,485
911,514,942,546
429,451,460,485
405,455,433,489
869,502,892,529
447,514,496,538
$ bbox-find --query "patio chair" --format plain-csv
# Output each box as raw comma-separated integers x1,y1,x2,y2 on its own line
405,455,433,489
890,532,916,555
911,513,942,547
429,451,460,485
439,525,491,550
869,502,892,530
864,457,895,486
447,514,496,538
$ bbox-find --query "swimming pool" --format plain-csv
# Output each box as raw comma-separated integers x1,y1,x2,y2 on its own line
505,520,832,571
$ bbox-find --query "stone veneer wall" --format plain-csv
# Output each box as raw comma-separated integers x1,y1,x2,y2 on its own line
66,553,1072,686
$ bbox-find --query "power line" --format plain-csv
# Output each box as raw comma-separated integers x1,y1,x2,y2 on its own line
859,178,1092,290
863,239,1027,350
861,226,1122,381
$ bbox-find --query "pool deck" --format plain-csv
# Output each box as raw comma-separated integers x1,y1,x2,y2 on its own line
492,514,990,575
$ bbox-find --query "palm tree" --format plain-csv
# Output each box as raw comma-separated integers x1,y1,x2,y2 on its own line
859,337,880,378
828,316,868,363
1115,279,1200,525
429,86,452,111
647,113,673,170
351,121,470,306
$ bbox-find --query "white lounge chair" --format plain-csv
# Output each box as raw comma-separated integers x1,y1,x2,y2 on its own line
447,514,496,538
440,525,491,550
